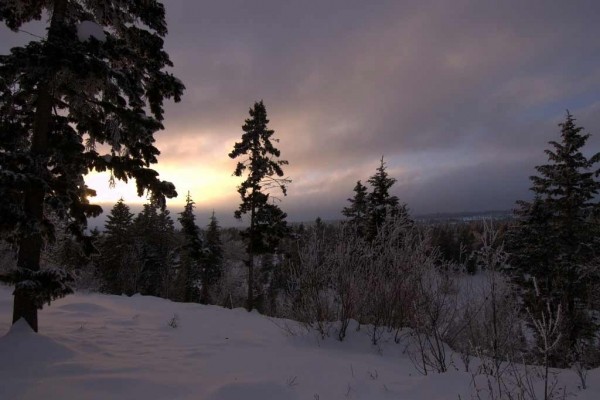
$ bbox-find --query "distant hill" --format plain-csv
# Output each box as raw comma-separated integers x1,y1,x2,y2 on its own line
414,210,514,224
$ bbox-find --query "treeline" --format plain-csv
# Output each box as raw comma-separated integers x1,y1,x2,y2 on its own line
24,194,224,305
96,194,224,303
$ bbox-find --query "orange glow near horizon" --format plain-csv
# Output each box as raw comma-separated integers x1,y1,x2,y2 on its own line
85,165,241,207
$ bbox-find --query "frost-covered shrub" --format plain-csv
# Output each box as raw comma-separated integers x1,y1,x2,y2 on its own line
406,265,460,374
282,225,342,339
450,271,523,374
450,222,524,373
212,259,247,309
283,216,434,342
360,221,431,345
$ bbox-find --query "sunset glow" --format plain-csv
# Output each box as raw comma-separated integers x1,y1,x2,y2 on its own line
3,0,599,225
85,166,241,207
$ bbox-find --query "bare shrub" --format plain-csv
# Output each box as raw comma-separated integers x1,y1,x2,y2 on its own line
451,221,524,375
283,225,345,339
209,232,248,309
360,220,426,345
528,280,564,400
283,216,434,344
167,313,179,328
470,275,568,400
407,264,460,374
212,260,247,309
471,351,569,400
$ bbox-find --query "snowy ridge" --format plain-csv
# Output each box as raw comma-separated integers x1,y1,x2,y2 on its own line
0,286,596,400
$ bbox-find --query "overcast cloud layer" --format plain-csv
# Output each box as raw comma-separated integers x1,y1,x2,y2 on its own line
2,0,600,226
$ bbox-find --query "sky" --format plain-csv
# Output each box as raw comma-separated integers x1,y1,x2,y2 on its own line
2,0,600,227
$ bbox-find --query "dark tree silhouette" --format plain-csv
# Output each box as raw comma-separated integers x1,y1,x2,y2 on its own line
229,101,290,311
0,1,183,331
508,112,600,365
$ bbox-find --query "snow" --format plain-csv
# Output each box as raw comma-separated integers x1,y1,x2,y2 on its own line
77,21,107,43
0,285,597,400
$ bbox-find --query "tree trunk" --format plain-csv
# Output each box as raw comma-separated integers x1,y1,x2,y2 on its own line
13,0,67,332
247,253,254,311
200,268,210,305
247,202,256,312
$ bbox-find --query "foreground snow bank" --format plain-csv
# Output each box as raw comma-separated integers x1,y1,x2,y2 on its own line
0,286,596,400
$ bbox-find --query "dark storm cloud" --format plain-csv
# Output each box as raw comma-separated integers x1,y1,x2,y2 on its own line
2,0,600,221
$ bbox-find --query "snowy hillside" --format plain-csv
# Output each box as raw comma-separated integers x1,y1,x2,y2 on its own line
0,286,596,400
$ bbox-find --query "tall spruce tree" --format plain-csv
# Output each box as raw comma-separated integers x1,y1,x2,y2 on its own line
508,112,600,365
342,180,368,236
229,100,290,311
132,201,177,298
177,192,202,303
97,198,134,294
0,1,183,331
201,212,223,304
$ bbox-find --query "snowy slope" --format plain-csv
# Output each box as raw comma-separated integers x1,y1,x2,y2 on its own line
0,286,596,400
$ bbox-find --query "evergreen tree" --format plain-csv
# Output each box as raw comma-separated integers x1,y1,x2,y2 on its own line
366,157,410,239
132,201,177,298
202,212,223,304
176,193,201,300
342,180,368,236
0,1,184,331
96,198,134,294
105,198,134,239
508,112,600,365
229,100,291,311
177,192,202,302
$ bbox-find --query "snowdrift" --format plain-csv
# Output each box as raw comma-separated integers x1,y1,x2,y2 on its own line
0,286,597,399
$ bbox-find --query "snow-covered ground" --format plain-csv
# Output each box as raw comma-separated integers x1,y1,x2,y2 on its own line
0,286,597,400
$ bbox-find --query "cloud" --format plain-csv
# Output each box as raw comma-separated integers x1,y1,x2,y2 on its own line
2,0,600,223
